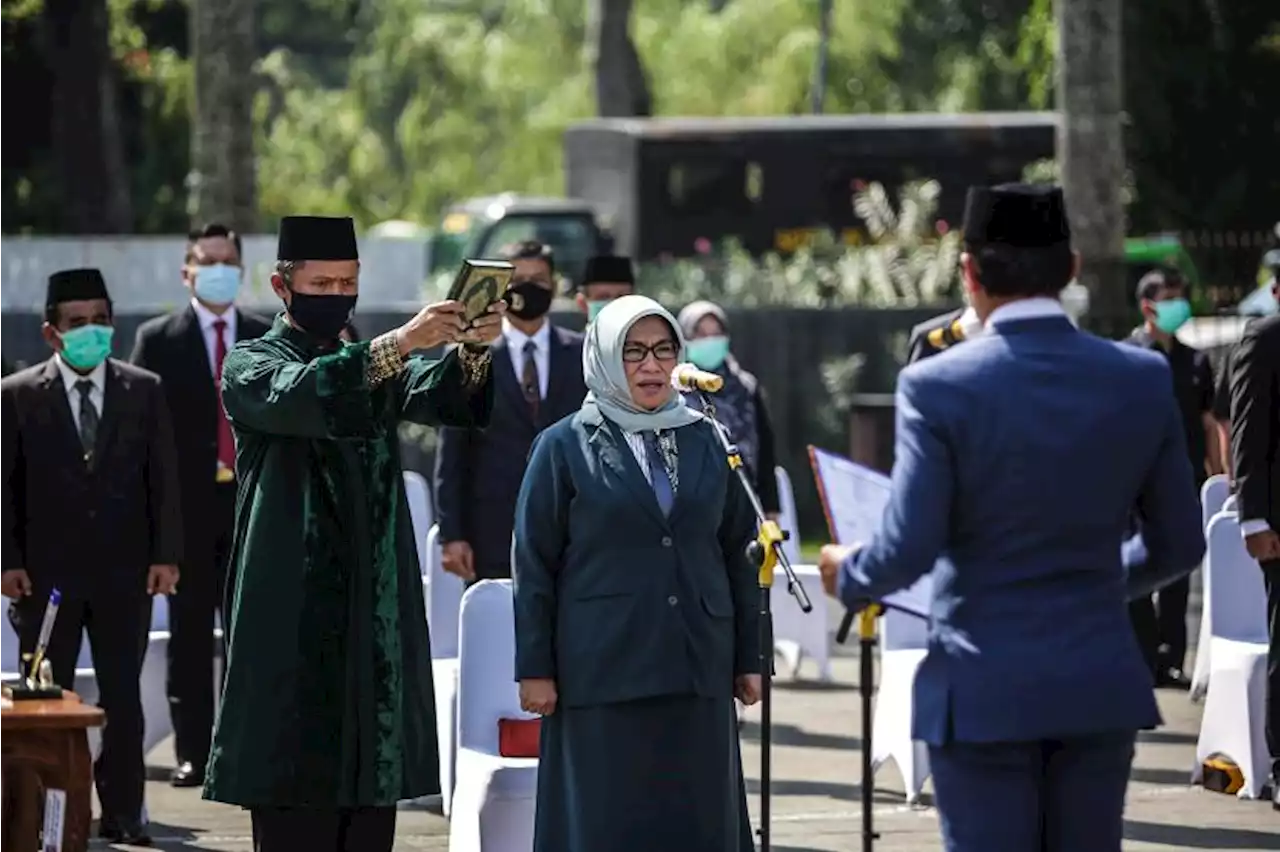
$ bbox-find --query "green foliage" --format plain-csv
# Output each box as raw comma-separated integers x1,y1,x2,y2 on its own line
639,180,961,308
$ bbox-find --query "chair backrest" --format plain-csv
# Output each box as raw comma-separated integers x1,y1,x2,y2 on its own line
425,524,464,659
403,471,433,575
1206,512,1268,644
1,604,19,675
774,466,802,565
1222,493,1239,514
1200,474,1231,531
456,579,532,753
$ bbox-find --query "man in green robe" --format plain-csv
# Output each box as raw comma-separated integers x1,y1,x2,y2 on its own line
203,215,503,852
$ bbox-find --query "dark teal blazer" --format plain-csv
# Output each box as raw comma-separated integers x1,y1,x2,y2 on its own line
512,410,761,708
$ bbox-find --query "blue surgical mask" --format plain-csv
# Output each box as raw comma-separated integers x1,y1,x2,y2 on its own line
59,324,114,371
586,299,610,322
1152,298,1192,335
686,335,730,371
193,263,242,305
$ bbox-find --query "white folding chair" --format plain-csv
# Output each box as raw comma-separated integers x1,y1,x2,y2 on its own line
1191,478,1232,702
769,566,832,682
449,580,538,852
403,471,434,575
871,579,933,803
415,524,462,815
1191,513,1271,798
774,466,802,566
1200,475,1230,530
1222,493,1239,514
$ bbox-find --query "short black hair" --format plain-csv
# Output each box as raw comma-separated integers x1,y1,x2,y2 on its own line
965,242,1074,298
1134,267,1185,303
185,222,243,264
498,240,555,277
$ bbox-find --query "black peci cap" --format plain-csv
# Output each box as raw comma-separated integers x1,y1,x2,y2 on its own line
581,255,635,287
46,268,110,310
277,216,359,261
962,184,1071,249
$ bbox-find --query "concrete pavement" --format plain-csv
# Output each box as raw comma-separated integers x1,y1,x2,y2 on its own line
100,601,1278,850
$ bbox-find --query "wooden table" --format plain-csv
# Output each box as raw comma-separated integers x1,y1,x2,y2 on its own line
2,692,104,852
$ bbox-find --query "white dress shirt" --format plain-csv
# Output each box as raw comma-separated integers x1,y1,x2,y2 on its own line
192,298,238,377
983,296,1066,328
56,355,105,434
502,318,551,399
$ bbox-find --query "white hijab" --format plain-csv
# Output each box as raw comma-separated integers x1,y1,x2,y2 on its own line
579,295,705,433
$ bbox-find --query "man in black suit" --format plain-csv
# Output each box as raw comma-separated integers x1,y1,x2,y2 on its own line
2,269,182,844
1228,271,1280,810
435,240,585,581
129,223,271,788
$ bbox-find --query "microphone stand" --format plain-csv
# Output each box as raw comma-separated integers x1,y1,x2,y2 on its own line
695,389,812,852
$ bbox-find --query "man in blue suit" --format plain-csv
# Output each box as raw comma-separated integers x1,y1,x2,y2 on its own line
817,184,1206,851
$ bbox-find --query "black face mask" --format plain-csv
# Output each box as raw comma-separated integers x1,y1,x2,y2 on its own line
287,292,357,340
505,280,553,321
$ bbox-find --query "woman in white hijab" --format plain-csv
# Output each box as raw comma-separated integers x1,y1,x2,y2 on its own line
512,295,761,852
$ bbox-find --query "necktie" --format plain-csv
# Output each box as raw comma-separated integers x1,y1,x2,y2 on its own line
213,319,235,477
521,339,540,418
74,380,97,462
643,432,675,516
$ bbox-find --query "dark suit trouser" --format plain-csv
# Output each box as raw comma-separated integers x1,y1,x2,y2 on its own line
1128,571,1191,673
1264,558,1280,781
250,806,395,852
473,555,512,581
167,482,236,770
10,585,149,825
929,731,1135,852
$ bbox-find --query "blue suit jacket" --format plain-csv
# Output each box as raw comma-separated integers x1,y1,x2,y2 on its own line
512,412,761,708
838,314,1205,745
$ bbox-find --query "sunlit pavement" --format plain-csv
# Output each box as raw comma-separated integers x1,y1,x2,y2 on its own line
98,594,1280,850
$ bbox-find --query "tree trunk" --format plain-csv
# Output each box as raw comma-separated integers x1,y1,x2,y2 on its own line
588,0,652,117
42,0,133,234
190,0,258,230
1055,0,1126,336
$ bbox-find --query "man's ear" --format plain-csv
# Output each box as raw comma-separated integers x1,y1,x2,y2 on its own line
41,322,61,352
959,252,981,299
575,292,588,314
1070,250,1081,282
269,272,289,302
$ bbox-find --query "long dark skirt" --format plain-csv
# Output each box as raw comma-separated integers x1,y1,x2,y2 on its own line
534,693,754,852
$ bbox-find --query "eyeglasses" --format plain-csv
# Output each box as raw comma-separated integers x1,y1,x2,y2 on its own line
622,340,679,363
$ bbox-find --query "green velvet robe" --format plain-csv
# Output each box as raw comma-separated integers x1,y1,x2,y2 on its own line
203,317,493,808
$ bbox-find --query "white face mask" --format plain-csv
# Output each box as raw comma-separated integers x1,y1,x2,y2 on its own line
1060,281,1090,326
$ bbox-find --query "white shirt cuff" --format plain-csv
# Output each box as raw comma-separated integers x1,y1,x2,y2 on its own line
1240,519,1272,537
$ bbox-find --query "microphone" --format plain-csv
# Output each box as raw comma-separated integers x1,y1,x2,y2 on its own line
925,318,967,351
671,363,724,394
835,610,855,644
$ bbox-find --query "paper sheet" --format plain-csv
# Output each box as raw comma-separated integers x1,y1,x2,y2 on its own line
808,446,931,619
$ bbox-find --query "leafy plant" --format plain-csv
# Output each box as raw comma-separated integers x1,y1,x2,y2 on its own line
640,179,962,308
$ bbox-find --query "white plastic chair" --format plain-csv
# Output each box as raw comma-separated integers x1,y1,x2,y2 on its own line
871,578,933,803
1200,475,1231,530
403,471,434,576
774,466,802,566
1191,477,1232,701
449,580,538,852
1191,513,1271,798
416,525,461,815
769,565,832,682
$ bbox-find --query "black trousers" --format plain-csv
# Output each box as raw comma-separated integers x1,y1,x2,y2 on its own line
1128,572,1191,673
250,806,396,852
1263,558,1280,781
10,583,149,825
167,482,236,770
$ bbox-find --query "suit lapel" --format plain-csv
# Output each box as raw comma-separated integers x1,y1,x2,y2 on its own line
670,424,713,520
179,307,215,383
543,328,571,423
38,358,82,463
491,337,534,425
92,361,127,466
589,420,667,527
